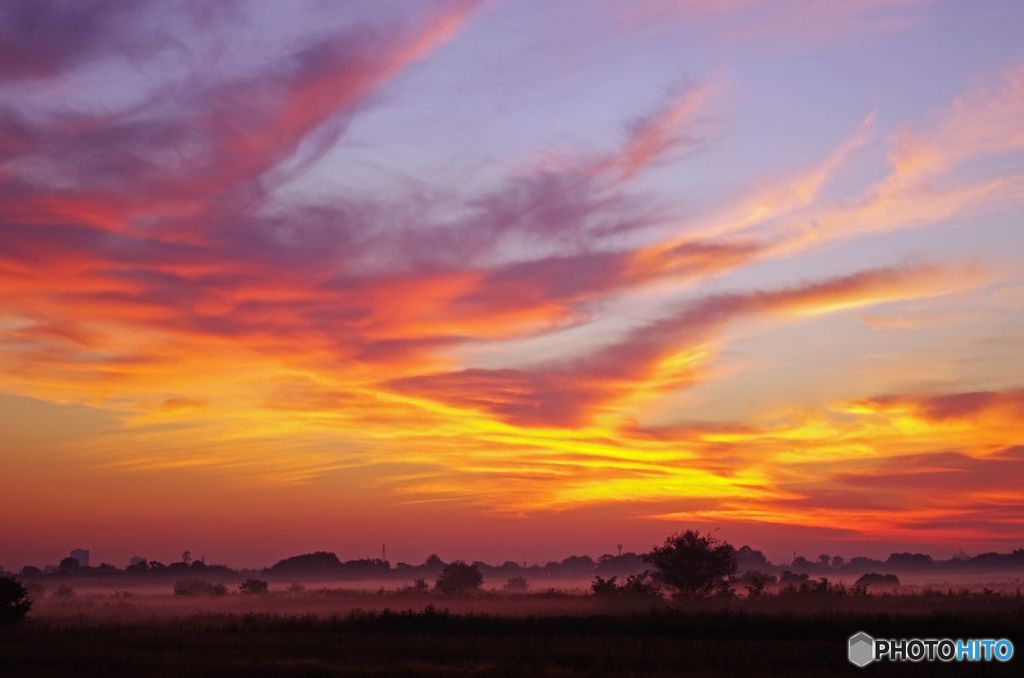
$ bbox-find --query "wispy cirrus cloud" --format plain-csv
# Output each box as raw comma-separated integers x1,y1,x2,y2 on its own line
390,262,977,428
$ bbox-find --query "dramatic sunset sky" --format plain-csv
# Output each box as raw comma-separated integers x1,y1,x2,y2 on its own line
1,0,1022,569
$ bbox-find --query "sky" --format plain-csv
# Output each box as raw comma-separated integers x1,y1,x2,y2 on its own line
1,0,1023,570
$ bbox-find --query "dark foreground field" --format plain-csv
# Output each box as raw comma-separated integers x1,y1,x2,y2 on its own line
2,607,1021,677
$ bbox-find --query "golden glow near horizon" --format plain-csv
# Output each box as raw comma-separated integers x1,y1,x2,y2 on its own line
1,1,1023,565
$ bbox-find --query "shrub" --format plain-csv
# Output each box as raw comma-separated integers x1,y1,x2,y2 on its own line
592,573,660,599
173,579,227,596
503,576,529,593
854,573,900,592
739,571,777,598
619,572,660,598
0,577,32,624
591,575,619,598
239,578,269,594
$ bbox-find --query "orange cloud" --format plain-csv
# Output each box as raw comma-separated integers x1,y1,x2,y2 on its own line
390,262,970,428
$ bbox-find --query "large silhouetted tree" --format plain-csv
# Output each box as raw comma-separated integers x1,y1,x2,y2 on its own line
435,561,483,595
644,530,737,599
58,557,79,575
0,577,32,624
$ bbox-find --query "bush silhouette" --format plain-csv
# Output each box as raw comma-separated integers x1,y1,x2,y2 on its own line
0,577,32,624
645,530,737,599
854,572,900,592
738,571,777,598
503,576,529,593
435,561,483,595
239,578,269,594
591,573,659,599
173,579,227,596
591,576,619,598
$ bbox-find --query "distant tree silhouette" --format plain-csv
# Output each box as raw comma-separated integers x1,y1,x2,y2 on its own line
886,552,933,569
644,530,737,599
503,576,529,593
270,551,340,576
779,570,810,585
239,578,269,594
740,571,777,598
831,555,845,569
0,577,32,624
435,561,482,595
735,545,770,572
20,566,42,577
58,557,79,575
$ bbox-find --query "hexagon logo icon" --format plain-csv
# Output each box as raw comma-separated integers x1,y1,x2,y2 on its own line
848,631,875,667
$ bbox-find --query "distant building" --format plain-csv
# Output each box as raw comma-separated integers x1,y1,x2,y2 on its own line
70,548,90,568
129,556,147,567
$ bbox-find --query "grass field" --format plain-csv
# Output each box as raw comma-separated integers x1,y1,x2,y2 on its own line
3,603,1021,676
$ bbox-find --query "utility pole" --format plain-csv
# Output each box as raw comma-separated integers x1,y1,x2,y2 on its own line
382,542,387,562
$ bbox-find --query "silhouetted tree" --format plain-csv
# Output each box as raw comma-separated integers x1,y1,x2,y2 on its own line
831,555,845,569
239,578,268,594
435,561,482,595
644,530,737,599
503,576,529,593
19,566,42,577
0,577,31,624
58,557,79,575
270,551,340,575
735,545,771,572
779,570,810,585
